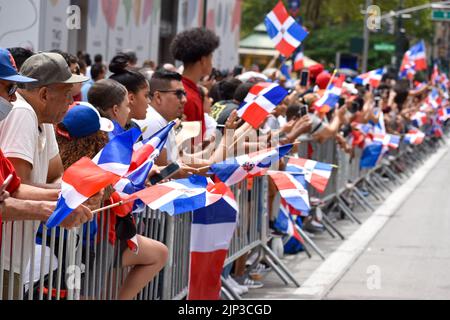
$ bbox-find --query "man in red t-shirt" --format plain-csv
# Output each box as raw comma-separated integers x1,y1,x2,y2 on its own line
170,28,220,139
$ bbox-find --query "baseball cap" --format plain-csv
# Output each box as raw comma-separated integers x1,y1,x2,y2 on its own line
20,52,89,88
59,102,114,139
316,71,331,90
0,48,37,83
309,64,324,81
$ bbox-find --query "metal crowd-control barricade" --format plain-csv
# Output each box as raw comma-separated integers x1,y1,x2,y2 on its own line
1,129,447,300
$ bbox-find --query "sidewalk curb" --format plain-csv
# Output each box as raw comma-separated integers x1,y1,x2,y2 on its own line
291,141,450,300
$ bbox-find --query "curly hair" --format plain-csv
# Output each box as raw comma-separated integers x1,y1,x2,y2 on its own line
170,28,220,65
56,128,109,170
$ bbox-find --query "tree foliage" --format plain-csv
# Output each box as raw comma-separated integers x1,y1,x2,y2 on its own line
241,0,435,70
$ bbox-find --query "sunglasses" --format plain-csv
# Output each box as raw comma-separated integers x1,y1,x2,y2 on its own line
157,89,187,100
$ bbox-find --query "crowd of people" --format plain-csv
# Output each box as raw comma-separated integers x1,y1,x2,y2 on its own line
0,26,448,300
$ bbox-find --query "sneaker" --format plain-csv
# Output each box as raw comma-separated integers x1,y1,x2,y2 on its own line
224,277,244,296
229,276,248,295
236,276,264,289
250,263,272,275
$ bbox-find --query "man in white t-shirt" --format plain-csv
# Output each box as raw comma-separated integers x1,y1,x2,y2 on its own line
0,52,91,275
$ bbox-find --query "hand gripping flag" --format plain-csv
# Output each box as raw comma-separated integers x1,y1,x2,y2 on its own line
314,74,346,113
286,157,333,193
268,171,310,212
237,82,288,129
426,88,442,110
188,185,238,300
125,175,227,215
354,68,384,88
210,144,293,186
46,129,140,228
264,1,309,58
46,158,122,228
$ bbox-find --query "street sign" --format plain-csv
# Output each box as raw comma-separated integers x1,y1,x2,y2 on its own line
432,10,450,21
374,43,395,52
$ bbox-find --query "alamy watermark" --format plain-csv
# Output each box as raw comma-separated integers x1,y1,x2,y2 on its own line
66,5,81,30
366,5,381,31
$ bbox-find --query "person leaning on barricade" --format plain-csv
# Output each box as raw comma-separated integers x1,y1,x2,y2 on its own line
53,102,168,300
0,48,94,299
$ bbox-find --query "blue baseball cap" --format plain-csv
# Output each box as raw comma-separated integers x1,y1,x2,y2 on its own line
0,48,36,83
60,102,114,139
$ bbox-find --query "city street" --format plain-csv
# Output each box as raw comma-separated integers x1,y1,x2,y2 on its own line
246,139,450,300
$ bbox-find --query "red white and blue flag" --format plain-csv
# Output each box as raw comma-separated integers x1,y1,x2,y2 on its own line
188,185,238,300
404,129,425,145
210,144,293,186
126,175,227,216
286,157,333,193
237,82,288,129
426,88,442,110
274,199,303,243
268,171,310,213
438,107,450,122
46,157,121,228
293,51,304,71
373,133,401,149
411,111,428,128
354,68,384,88
46,129,140,228
314,74,346,113
92,128,142,176
400,40,427,77
264,1,309,58
114,121,176,198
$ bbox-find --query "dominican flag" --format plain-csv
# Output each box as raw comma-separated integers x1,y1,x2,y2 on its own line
126,175,226,216
268,171,310,212
274,199,303,243
400,40,427,74
438,107,450,122
92,127,142,177
46,158,121,228
293,51,304,71
114,121,176,198
264,1,309,58
237,82,288,129
360,137,383,169
354,68,384,88
373,133,401,150
188,186,238,300
411,111,428,128
286,157,333,193
314,74,346,113
426,88,442,110
404,130,425,145
210,144,293,186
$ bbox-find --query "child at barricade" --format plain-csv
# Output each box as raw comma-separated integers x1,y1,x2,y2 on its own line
54,102,168,300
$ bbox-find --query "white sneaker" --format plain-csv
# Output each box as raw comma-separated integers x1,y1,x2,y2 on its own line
229,276,249,294
224,277,244,295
